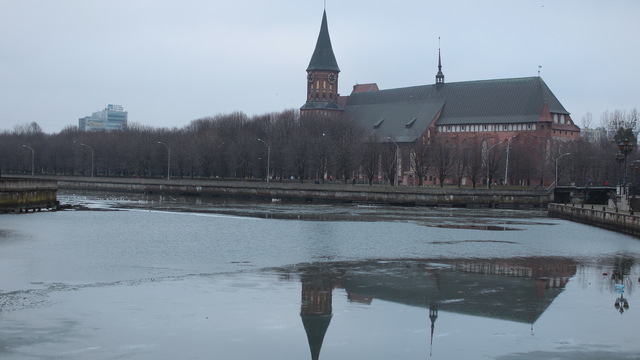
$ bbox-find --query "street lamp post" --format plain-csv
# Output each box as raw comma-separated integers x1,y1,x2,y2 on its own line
486,141,503,189
157,142,170,180
321,133,327,183
555,152,571,186
75,142,94,177
22,145,34,176
257,138,271,183
504,136,516,186
617,138,635,185
387,137,400,186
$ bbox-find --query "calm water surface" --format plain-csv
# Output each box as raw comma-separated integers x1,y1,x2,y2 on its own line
1,191,639,359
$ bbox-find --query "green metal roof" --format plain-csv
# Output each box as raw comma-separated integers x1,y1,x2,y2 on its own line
344,77,570,142
300,101,342,111
306,11,340,72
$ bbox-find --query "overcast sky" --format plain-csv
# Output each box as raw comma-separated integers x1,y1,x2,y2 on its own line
1,0,638,133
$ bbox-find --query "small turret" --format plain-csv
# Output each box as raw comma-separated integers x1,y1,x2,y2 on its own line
435,46,444,86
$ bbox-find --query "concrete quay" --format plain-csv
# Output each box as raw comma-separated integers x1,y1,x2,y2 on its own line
50,176,553,208
0,178,58,213
549,203,640,237
5,175,638,237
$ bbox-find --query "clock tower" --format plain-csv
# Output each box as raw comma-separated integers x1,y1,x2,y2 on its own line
301,10,342,116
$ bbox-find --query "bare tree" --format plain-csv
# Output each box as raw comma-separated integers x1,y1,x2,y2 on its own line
601,109,639,141
361,134,381,185
334,127,360,184
581,112,593,129
453,140,466,187
270,110,298,181
483,139,506,188
433,136,455,187
411,136,431,186
380,143,397,186
465,138,484,188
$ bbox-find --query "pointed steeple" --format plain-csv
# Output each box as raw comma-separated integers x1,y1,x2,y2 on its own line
435,42,444,85
300,273,334,360
301,10,342,114
307,11,340,72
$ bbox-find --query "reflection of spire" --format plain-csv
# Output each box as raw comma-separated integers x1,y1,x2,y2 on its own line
427,269,442,291
301,274,334,360
301,314,332,360
429,303,438,357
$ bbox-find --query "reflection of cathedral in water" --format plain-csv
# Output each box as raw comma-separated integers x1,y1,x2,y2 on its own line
300,270,335,360
296,257,577,359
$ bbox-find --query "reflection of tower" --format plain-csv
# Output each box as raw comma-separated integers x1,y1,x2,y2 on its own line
428,303,438,357
300,273,334,360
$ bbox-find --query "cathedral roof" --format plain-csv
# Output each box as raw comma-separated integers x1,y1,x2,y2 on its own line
300,101,342,111
307,11,340,72
344,76,570,142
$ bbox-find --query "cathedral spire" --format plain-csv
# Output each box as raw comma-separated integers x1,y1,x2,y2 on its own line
435,38,444,86
301,10,342,114
307,10,340,72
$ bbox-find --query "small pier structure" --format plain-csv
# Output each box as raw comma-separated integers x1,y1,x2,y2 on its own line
0,178,58,213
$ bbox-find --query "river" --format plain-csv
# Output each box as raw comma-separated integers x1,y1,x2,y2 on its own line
1,190,639,359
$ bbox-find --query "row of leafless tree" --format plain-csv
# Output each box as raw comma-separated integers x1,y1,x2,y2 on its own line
582,109,639,134
1,109,636,187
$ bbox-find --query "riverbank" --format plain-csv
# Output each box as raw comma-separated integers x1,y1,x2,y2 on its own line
0,178,58,212
549,203,640,237
41,175,552,208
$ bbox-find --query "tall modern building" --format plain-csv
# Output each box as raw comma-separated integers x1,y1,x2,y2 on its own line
78,104,128,131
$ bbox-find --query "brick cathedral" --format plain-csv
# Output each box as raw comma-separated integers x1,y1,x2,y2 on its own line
301,10,581,186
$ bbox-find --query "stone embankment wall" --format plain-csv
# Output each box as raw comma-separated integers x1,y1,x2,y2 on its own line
0,178,58,213
55,176,552,208
549,203,640,237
